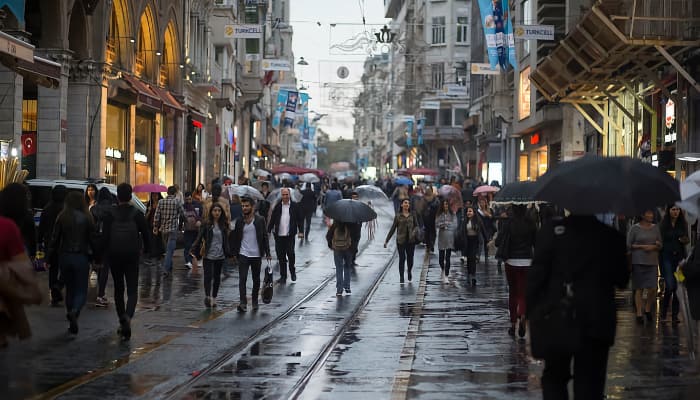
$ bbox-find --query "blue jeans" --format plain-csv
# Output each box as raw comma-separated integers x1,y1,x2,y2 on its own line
162,231,178,273
61,253,90,316
334,250,353,292
184,230,198,263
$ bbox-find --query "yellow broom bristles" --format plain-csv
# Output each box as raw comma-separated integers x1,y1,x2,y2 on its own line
0,157,29,190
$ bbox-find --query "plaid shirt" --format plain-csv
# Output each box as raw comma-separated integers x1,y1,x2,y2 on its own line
154,196,185,233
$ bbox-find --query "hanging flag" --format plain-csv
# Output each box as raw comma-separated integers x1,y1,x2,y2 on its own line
300,93,310,131
477,0,517,71
22,132,37,156
417,118,424,145
284,91,298,127
406,119,414,147
308,126,316,141
272,89,288,128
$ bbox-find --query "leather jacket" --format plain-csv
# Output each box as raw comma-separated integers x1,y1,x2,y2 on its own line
192,222,231,259
230,214,271,258
48,210,94,260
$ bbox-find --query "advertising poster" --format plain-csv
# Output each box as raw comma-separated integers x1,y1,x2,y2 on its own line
477,0,517,71
284,90,299,127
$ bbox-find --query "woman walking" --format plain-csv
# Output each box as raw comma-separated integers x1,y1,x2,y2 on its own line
436,199,457,283
659,205,689,322
192,203,231,308
503,205,537,337
462,206,485,286
146,192,164,262
628,209,663,324
47,192,95,334
91,187,114,307
85,183,98,210
385,199,419,283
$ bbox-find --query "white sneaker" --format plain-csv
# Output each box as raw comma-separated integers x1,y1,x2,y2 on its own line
185,262,192,269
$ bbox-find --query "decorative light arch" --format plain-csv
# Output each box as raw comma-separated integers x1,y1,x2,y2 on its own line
162,20,181,89
107,0,133,67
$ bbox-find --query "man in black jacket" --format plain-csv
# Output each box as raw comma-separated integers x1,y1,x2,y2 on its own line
527,215,629,399
38,185,67,306
300,183,317,244
102,183,150,340
267,188,304,282
231,196,271,312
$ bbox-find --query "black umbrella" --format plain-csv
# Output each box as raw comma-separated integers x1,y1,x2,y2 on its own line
324,199,377,223
533,156,680,215
493,181,539,204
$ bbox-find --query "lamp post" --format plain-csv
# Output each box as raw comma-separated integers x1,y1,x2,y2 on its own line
386,111,394,175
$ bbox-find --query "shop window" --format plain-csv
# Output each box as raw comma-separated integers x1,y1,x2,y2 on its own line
106,104,128,185
135,112,155,186
518,154,528,181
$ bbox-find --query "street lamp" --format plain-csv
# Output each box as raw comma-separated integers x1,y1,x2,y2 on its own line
297,57,309,66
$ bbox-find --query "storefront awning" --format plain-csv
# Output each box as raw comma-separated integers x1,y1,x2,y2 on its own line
188,108,207,125
15,56,61,88
530,0,700,105
150,85,185,115
122,74,162,113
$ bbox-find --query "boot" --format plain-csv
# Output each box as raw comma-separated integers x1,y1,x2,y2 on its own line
399,267,405,284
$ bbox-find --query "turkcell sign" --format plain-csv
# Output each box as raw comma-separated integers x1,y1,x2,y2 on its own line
471,63,501,75
262,59,292,71
420,101,441,109
224,24,263,39
514,25,554,40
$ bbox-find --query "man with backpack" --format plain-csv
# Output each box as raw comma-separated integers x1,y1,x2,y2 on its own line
326,221,354,296
102,183,150,340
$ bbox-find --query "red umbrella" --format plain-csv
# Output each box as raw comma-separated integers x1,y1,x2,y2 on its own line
133,183,168,193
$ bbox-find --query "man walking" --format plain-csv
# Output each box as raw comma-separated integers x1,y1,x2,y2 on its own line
103,183,150,340
231,196,271,312
154,186,185,277
182,192,202,269
300,183,317,244
268,188,304,282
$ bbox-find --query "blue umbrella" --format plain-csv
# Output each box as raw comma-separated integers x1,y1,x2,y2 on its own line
395,177,413,186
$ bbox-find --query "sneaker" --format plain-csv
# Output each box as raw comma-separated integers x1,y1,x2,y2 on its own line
344,288,351,294
67,312,78,335
237,304,247,313
211,297,217,307
442,275,449,284
291,271,297,282
162,271,170,278
407,271,413,282
336,292,343,297
95,296,109,307
185,262,192,269
471,278,477,286
204,296,211,308
119,315,131,340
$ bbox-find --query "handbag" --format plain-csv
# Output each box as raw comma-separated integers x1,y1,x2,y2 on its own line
410,213,425,244
262,261,274,304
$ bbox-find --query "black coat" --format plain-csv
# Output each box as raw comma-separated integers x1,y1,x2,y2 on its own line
527,216,629,346
268,201,304,237
300,189,317,215
230,215,271,258
192,222,231,259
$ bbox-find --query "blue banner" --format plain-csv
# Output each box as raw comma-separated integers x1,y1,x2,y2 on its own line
308,126,316,141
300,93,310,131
477,0,517,71
272,90,288,129
406,120,414,147
284,91,299,127
417,118,424,145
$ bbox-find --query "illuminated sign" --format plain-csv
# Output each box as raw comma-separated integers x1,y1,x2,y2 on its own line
530,132,540,145
519,66,531,120
105,147,123,159
134,152,148,163
666,99,675,129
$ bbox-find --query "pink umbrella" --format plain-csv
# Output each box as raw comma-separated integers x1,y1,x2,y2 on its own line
133,183,168,193
473,185,500,196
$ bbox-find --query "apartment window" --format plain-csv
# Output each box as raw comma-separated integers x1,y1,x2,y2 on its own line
431,17,446,44
454,107,469,127
439,108,452,126
424,110,437,126
246,38,259,55
245,7,259,23
456,17,468,43
214,46,224,65
431,63,444,89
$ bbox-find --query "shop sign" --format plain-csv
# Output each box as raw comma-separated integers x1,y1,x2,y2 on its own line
134,152,148,163
105,147,123,159
530,132,540,145
262,59,291,71
224,24,263,39
420,100,440,109
0,31,34,63
443,84,468,97
665,133,677,143
514,25,555,40
471,63,501,75
519,66,531,120
666,99,675,129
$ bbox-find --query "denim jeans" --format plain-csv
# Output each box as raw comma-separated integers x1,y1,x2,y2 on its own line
438,249,452,276
334,250,353,292
397,242,415,279
183,230,198,263
162,231,178,272
61,253,90,316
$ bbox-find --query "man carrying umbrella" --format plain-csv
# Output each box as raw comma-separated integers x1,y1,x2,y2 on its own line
268,188,304,282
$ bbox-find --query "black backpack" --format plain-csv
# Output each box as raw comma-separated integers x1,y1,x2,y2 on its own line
108,207,140,256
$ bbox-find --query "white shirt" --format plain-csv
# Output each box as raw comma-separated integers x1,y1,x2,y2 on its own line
279,202,291,236
240,219,260,258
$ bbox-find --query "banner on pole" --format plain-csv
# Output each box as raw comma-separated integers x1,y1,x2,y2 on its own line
284,91,298,127
272,90,288,129
477,0,517,71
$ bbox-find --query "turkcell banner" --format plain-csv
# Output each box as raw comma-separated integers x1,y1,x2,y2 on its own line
272,89,288,129
284,91,299,127
477,0,517,71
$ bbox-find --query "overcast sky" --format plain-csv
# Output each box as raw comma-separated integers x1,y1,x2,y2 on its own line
290,0,390,141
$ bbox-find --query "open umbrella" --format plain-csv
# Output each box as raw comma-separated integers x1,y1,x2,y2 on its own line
473,185,500,196
534,156,680,215
133,183,168,193
355,185,389,200
438,185,463,213
324,199,377,223
493,181,540,205
300,172,320,183
254,169,272,178
228,184,264,201
395,176,413,186
277,172,294,182
267,187,302,204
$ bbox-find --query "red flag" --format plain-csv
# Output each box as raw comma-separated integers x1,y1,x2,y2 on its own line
22,132,37,156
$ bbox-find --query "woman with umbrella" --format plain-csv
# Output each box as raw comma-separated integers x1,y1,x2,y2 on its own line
628,209,663,324
385,199,420,283
659,205,689,323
